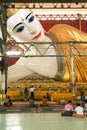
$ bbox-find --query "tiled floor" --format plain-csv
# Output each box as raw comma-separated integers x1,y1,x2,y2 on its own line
0,113,87,130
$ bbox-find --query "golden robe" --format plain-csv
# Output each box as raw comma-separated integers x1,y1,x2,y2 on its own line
49,24,87,82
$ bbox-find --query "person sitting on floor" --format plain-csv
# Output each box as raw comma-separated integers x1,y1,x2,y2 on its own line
73,102,84,118
84,100,87,111
84,100,87,116
41,96,48,107
61,100,73,116
4,96,12,106
28,98,37,107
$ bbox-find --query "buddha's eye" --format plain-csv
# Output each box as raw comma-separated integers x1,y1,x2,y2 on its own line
27,16,34,23
16,26,24,32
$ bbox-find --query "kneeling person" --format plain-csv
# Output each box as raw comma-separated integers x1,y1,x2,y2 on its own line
61,100,73,116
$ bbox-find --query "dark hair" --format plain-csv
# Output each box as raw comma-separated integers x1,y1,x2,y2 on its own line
43,96,46,98
85,100,87,103
68,100,72,103
7,96,10,99
77,103,80,106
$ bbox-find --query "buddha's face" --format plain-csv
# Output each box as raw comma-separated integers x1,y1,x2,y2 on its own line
7,9,45,42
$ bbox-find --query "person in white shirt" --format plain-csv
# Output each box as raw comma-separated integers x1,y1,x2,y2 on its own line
30,86,35,99
73,103,84,118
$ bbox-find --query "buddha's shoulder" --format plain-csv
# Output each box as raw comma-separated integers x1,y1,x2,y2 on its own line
49,24,78,32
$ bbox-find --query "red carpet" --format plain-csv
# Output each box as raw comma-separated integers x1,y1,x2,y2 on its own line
0,103,65,113
0,103,64,109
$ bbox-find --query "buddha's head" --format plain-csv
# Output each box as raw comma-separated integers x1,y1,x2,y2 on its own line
7,5,45,42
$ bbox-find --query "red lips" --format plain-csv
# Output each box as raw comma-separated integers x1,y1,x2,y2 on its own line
33,32,41,39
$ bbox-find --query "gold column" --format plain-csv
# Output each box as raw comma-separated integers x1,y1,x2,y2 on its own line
78,14,82,31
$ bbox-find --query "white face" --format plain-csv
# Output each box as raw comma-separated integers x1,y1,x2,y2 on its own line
7,9,45,42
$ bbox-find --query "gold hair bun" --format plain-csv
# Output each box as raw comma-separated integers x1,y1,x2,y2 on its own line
7,3,29,18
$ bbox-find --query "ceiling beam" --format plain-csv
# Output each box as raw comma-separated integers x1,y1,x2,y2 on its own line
0,0,86,3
